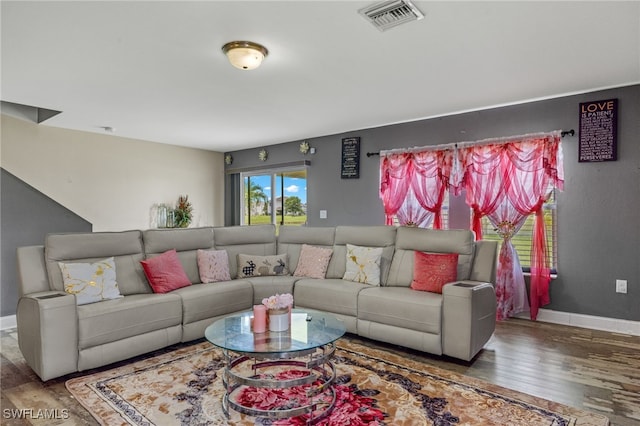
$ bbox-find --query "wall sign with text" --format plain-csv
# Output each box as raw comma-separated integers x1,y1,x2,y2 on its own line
579,98,618,162
341,137,360,179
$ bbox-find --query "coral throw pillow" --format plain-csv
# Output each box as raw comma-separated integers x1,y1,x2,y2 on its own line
293,244,333,279
59,257,122,305
141,249,191,293
410,251,459,294
197,249,231,283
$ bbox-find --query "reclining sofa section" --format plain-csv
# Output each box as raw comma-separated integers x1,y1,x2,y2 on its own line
16,224,498,381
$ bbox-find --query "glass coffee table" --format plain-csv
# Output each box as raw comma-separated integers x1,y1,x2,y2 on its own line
204,309,346,424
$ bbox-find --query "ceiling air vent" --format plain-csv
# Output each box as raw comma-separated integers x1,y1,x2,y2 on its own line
359,0,424,32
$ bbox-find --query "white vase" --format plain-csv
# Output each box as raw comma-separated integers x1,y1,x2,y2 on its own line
268,308,289,332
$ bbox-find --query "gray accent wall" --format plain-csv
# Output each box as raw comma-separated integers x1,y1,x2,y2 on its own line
1,168,92,316
225,84,640,322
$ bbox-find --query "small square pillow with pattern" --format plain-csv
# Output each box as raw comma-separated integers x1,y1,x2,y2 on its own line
197,249,231,283
294,244,333,279
343,244,383,285
59,257,123,305
237,254,290,278
410,251,458,294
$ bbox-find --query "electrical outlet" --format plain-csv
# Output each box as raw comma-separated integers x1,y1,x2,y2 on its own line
616,279,627,294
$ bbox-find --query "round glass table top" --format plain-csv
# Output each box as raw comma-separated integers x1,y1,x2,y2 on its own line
205,309,346,355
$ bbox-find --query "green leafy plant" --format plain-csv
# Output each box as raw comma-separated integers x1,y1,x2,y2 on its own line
174,195,193,228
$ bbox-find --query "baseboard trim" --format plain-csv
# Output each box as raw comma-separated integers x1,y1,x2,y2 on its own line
515,309,640,337
1,315,17,331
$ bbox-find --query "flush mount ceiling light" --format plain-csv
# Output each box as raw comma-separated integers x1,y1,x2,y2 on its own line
222,41,268,70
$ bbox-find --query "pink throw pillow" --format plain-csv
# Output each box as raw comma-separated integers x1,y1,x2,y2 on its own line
293,244,333,279
410,251,458,294
197,249,231,283
141,249,191,293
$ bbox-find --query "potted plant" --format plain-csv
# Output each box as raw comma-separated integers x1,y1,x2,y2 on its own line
174,195,193,228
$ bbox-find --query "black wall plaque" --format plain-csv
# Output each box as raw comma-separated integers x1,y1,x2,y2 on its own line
579,98,618,162
341,137,360,179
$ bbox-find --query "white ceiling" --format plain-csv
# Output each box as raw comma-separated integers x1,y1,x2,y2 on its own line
2,1,639,153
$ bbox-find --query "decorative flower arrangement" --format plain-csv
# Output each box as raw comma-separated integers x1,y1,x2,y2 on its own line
262,293,293,311
174,195,193,228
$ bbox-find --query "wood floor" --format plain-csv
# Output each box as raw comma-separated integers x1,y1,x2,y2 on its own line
1,318,639,425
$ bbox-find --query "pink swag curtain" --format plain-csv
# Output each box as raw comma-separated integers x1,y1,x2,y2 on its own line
456,132,564,320
380,148,454,229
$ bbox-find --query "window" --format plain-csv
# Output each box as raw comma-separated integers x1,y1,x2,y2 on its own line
480,191,557,272
241,168,307,230
391,192,449,229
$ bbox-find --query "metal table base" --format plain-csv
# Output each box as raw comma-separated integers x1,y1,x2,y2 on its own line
221,342,338,424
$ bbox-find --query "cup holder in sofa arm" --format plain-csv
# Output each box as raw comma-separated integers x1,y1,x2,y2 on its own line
441,281,496,361
35,292,68,299
451,283,476,288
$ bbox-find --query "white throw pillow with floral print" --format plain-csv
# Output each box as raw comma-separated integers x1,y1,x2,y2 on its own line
59,257,122,305
343,244,383,285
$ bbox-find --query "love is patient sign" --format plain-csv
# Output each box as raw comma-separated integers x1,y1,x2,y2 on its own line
578,98,618,162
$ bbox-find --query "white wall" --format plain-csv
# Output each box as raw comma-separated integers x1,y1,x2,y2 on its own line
1,114,224,231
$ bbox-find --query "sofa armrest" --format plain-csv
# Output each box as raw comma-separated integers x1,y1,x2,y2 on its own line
469,240,498,284
17,246,50,297
441,281,496,361
17,291,78,381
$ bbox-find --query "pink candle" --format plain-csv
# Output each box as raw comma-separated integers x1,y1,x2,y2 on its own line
253,305,267,333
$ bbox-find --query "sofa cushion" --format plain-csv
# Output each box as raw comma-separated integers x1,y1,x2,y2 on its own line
141,249,192,293
387,227,475,287
343,244,383,285
45,230,150,295
358,286,442,334
293,278,370,317
173,280,253,324
197,249,231,283
142,227,215,284
213,225,277,279
241,276,298,305
77,293,182,349
293,244,333,279
410,252,459,294
59,257,123,305
237,253,289,278
326,226,396,284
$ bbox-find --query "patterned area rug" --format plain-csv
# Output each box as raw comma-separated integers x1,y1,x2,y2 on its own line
66,339,609,425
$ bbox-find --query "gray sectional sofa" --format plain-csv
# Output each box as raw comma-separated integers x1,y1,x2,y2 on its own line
16,224,498,381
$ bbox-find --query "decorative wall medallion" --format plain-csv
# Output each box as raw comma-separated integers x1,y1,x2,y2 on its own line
224,154,233,165
258,149,268,161
299,140,310,155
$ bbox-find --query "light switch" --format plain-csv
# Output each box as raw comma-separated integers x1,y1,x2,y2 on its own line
319,210,327,219
616,279,627,294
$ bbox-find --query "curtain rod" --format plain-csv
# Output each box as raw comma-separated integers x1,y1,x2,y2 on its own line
366,129,574,158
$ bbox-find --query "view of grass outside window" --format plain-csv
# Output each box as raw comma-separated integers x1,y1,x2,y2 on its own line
480,191,557,272
242,169,307,231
